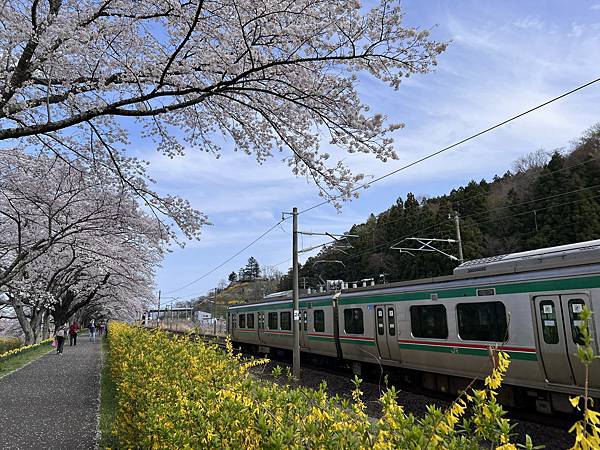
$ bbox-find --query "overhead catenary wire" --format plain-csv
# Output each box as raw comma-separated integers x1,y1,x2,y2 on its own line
299,76,600,216
163,218,288,295
449,152,600,210
165,165,600,301
161,76,600,297
334,184,600,266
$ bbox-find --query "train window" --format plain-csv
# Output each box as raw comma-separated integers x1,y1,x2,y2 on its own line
280,311,291,331
377,307,385,335
268,312,278,330
239,314,246,328
410,305,448,339
344,308,364,334
539,301,559,344
568,299,586,345
314,310,325,332
388,307,396,336
247,313,255,329
457,302,507,342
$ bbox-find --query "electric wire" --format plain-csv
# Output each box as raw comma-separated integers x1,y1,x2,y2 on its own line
450,152,600,210
163,218,287,295
334,184,600,266
161,76,600,297
298,76,600,216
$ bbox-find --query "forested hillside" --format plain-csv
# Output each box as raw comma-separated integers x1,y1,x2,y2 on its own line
279,124,600,290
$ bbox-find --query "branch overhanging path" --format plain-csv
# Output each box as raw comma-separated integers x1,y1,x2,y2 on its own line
163,75,600,296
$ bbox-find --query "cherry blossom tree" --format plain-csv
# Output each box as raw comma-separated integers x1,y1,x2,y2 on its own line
0,148,172,342
0,0,446,202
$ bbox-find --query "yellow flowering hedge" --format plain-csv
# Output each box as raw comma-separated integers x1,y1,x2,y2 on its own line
108,323,535,449
0,337,53,360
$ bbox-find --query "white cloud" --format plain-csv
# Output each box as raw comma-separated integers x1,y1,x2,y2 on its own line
513,16,545,30
154,2,600,297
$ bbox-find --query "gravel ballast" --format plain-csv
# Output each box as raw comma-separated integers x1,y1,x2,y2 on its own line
252,359,574,450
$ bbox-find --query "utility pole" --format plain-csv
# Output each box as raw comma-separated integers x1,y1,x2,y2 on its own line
213,289,217,336
454,211,464,263
292,207,300,378
157,290,161,328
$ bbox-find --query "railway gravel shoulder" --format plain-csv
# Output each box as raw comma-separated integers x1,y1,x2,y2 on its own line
251,359,574,450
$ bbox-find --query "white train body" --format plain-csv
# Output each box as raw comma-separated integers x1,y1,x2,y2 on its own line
228,240,600,413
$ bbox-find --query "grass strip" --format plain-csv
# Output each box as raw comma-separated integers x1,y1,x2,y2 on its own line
0,344,53,378
99,337,118,449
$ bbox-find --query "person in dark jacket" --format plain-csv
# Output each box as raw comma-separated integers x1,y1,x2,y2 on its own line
54,324,67,355
69,322,80,346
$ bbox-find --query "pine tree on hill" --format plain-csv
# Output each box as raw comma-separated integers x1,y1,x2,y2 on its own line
276,124,600,290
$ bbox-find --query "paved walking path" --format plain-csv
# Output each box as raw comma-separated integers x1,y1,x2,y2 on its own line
0,337,102,450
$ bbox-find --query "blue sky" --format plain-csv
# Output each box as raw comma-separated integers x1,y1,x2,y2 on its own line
146,1,600,304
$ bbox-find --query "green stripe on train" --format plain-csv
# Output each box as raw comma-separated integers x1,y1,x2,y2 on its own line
339,275,600,306
308,336,335,342
231,274,600,311
340,338,376,346
398,343,538,361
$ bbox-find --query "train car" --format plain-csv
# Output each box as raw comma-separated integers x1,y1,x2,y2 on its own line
228,240,600,413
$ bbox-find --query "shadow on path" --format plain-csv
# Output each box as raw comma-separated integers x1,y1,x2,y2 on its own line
0,337,102,450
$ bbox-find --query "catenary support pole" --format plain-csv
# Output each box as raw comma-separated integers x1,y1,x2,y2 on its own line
213,290,217,335
292,207,300,378
157,290,161,328
454,212,464,263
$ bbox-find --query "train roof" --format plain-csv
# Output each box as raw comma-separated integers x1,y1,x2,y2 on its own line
229,239,600,309
453,239,600,276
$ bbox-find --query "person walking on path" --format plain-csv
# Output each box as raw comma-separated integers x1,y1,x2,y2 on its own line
0,338,101,449
88,319,96,342
69,322,80,346
55,324,67,355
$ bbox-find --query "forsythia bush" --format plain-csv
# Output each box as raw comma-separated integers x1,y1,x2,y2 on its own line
0,337,53,360
108,323,532,449
0,337,21,354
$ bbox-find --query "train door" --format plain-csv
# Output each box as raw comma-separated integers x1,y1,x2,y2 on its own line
375,304,395,360
257,312,265,343
534,294,598,387
300,308,309,348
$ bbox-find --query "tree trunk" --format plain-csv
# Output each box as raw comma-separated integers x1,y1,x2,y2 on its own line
30,307,45,343
42,310,50,340
12,301,35,345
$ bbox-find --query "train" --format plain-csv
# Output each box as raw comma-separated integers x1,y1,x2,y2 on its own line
228,240,600,414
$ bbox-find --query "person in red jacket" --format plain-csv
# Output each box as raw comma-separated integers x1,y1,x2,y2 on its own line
69,322,80,346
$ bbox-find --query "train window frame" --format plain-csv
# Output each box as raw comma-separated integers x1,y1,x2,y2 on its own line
388,307,396,336
456,301,508,342
568,299,586,345
268,312,278,330
246,313,255,329
377,307,385,335
280,311,291,331
344,308,364,334
410,304,448,339
239,313,246,328
539,300,559,344
314,310,325,332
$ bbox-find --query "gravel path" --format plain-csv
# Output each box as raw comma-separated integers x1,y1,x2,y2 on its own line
0,337,102,450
